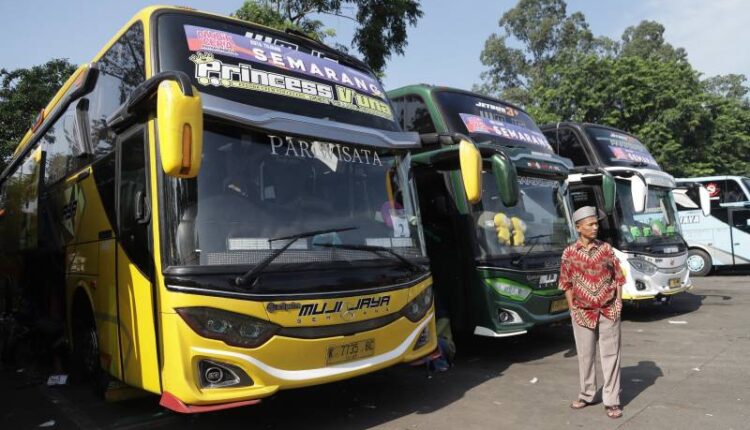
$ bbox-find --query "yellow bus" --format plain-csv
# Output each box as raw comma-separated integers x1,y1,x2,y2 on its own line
0,6,461,412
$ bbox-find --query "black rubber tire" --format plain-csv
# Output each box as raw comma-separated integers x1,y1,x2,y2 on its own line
71,311,100,384
687,248,712,277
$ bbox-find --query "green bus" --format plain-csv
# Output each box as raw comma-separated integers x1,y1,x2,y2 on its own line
388,85,580,338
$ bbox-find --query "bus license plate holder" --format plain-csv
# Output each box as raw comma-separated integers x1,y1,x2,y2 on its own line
669,278,681,288
326,338,375,365
549,298,568,313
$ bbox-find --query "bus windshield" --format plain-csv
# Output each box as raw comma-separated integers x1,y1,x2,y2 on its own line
472,174,573,268
615,180,683,250
583,126,660,170
434,91,554,154
162,121,425,271
156,12,398,131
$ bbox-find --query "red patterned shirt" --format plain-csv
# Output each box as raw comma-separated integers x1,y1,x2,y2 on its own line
559,239,625,328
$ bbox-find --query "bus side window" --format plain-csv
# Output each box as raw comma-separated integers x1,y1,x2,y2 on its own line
117,129,151,275
88,22,146,157
544,128,591,166
391,96,406,130
42,104,88,184
724,179,747,204
402,95,435,134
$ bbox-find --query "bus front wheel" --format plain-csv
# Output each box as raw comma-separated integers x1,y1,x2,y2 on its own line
687,249,712,277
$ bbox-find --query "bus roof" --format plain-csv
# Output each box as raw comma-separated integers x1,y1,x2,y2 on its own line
8,5,375,172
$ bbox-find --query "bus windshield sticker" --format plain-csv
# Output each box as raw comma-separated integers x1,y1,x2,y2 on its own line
268,134,384,168
459,113,552,151
597,133,659,167
391,212,410,238
184,25,384,98
190,52,393,120
474,101,518,117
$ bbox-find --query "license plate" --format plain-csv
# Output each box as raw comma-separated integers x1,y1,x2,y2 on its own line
669,278,681,288
550,298,568,313
326,338,375,365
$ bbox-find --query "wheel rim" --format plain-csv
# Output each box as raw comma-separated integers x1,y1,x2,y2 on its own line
687,254,705,272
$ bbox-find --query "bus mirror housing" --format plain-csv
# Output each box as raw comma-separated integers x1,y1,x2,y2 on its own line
157,80,203,178
459,140,482,204
491,154,519,207
602,174,616,214
698,185,711,217
631,175,647,213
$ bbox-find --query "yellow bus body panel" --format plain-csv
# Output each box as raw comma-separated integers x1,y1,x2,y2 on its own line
159,278,436,405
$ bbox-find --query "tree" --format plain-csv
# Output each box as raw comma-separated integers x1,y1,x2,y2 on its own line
619,20,687,62
479,0,750,177
0,59,76,172
233,0,423,73
475,0,602,103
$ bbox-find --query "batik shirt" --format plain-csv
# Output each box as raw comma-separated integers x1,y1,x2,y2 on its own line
559,239,625,328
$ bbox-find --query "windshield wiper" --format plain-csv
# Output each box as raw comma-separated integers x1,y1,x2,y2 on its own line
234,226,357,287
511,234,552,268
315,243,425,273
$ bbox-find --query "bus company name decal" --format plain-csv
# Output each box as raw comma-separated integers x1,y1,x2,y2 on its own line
189,52,393,120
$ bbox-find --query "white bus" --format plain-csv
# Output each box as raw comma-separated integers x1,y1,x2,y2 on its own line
675,176,750,276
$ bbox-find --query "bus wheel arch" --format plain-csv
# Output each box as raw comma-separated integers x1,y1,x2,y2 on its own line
687,248,712,277
71,289,100,381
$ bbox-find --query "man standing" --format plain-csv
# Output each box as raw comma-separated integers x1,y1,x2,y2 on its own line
560,206,625,419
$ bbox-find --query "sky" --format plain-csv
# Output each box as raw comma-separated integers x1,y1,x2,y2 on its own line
1,0,748,92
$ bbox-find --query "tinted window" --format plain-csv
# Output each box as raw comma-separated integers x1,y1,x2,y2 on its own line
395,95,435,133
157,13,398,131
88,22,145,157
43,103,87,184
118,129,151,274
724,179,747,203
0,148,41,251
544,128,591,166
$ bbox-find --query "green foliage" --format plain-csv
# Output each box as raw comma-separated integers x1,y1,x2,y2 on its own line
0,59,76,172
232,0,422,73
479,0,750,177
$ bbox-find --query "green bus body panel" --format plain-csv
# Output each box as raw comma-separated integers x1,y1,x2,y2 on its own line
389,85,571,335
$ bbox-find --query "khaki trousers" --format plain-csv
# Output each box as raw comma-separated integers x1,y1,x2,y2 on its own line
571,315,622,406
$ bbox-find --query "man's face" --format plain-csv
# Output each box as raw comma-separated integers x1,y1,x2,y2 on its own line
575,216,599,241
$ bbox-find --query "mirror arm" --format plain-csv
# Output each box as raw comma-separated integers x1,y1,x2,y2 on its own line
107,71,194,132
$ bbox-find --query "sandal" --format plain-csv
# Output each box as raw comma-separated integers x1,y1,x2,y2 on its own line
605,405,623,419
570,399,594,409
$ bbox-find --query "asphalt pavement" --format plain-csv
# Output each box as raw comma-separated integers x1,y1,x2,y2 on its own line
2,274,749,430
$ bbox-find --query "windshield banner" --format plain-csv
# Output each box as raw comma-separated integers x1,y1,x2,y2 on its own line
184,25,384,98
459,113,552,151
604,133,658,167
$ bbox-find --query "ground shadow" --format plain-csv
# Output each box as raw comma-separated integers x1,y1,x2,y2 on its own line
620,360,663,407
623,291,707,323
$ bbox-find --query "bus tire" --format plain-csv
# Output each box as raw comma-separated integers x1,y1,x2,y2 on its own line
71,300,101,390
687,249,712,277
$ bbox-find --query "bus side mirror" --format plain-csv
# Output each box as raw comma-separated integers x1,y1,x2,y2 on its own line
157,80,203,178
698,185,711,217
631,175,647,213
602,174,615,214
491,154,518,207
459,140,482,204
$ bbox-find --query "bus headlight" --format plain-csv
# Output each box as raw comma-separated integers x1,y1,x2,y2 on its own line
403,286,434,322
627,258,658,275
486,279,531,301
176,307,280,348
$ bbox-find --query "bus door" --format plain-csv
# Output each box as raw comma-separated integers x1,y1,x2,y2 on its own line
729,207,750,265
115,125,160,392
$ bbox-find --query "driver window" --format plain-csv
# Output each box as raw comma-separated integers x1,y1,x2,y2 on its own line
545,128,591,166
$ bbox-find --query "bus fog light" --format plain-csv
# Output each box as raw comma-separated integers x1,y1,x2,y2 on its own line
635,281,646,291
414,326,430,350
198,360,253,388
497,309,522,324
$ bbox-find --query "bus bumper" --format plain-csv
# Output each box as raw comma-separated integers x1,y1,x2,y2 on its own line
622,264,692,302
473,292,570,338
159,311,436,412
